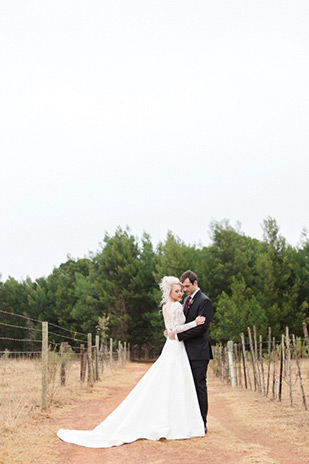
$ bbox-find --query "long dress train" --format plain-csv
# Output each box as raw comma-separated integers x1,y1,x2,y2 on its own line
57,301,205,448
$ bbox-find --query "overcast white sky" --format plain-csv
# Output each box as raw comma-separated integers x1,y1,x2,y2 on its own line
1,0,308,282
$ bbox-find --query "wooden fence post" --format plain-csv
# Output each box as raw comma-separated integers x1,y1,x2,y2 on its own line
286,327,293,406
241,333,251,389
99,343,104,375
224,347,228,383
282,333,286,377
234,343,239,386
118,341,123,364
60,342,67,386
80,344,86,382
248,327,259,391
303,322,309,355
253,326,261,393
219,343,223,381
266,327,271,397
109,338,113,369
127,343,130,361
221,347,224,381
41,321,48,411
227,341,235,387
237,343,242,387
92,346,97,381
278,334,284,401
259,335,265,396
212,345,217,375
272,337,276,399
87,333,94,386
123,342,127,363
240,341,247,389
95,335,100,380
292,334,307,410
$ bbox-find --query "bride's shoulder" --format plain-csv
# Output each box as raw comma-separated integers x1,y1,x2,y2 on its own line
171,301,182,310
164,301,182,313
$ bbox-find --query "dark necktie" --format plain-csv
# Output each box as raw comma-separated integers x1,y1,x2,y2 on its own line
184,296,191,315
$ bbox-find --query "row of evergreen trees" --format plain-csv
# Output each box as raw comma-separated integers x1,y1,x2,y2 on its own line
1,218,308,352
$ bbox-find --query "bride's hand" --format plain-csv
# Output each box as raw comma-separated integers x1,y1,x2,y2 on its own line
195,315,206,326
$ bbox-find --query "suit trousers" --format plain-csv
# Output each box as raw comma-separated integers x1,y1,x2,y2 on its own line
189,359,209,425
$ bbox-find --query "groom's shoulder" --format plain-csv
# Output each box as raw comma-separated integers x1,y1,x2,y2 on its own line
197,290,211,303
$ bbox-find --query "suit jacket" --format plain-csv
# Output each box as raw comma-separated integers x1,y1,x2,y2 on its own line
177,289,213,361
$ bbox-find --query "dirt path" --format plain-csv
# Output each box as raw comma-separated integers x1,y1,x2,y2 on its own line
52,363,309,464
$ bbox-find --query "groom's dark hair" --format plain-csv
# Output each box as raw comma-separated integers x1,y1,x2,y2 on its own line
180,270,198,284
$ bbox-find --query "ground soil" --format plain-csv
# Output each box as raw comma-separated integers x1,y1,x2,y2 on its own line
48,362,309,464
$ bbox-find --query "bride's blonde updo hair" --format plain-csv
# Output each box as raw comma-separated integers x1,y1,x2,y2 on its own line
159,276,182,306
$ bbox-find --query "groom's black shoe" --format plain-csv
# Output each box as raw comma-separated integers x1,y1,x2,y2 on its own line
204,425,207,434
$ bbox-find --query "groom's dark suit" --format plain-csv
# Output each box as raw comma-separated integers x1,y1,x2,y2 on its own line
177,290,213,426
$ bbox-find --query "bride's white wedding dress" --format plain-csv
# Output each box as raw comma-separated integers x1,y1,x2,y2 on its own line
57,301,205,448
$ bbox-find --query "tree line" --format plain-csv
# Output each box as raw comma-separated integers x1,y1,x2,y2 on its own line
1,217,308,352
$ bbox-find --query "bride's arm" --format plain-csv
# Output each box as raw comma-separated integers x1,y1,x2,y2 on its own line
171,303,205,333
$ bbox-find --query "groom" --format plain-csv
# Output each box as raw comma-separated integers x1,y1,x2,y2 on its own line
166,270,213,433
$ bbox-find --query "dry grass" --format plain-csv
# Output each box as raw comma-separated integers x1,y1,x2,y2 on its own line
0,355,126,464
1,357,42,431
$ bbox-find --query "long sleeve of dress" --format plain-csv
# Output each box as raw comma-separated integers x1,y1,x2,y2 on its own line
163,302,197,333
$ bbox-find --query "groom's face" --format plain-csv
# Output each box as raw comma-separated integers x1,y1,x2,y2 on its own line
182,278,198,295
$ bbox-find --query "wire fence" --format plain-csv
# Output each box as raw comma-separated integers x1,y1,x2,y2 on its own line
0,309,132,438
211,322,309,411
0,308,90,350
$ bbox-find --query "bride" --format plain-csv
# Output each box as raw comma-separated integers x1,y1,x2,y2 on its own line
57,276,206,448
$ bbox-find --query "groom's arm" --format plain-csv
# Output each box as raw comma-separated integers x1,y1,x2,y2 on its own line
177,298,212,341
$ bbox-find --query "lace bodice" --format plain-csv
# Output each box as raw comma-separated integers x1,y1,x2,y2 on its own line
163,301,197,333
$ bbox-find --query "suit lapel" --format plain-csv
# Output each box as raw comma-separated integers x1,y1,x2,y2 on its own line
183,290,201,318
